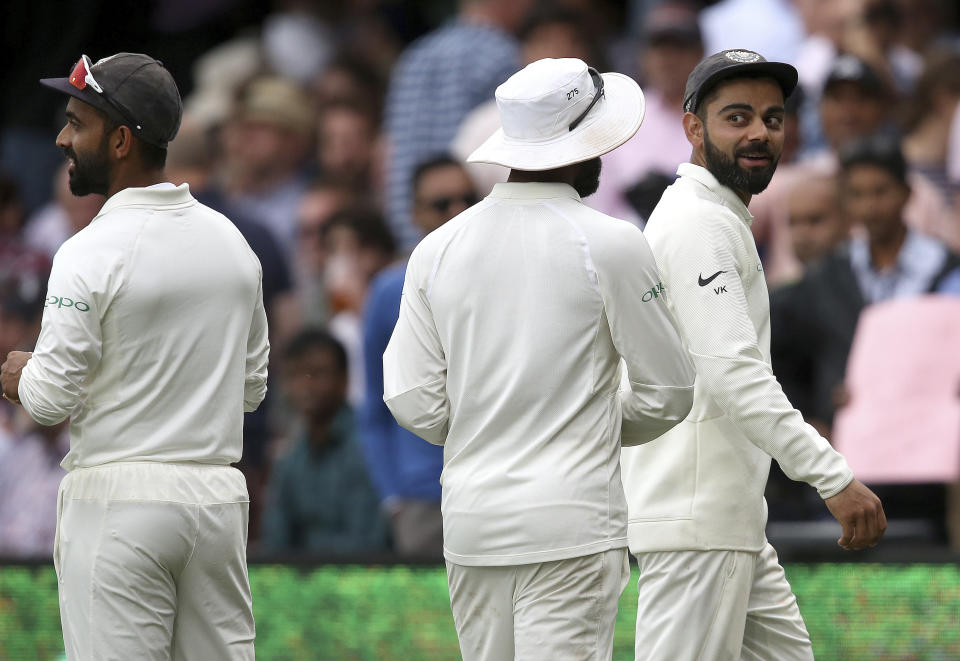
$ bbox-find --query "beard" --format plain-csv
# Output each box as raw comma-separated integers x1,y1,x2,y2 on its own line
703,129,779,196
64,137,112,197
573,157,602,198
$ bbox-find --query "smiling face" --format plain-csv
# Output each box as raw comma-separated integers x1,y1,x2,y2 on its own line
685,77,786,201
56,97,116,197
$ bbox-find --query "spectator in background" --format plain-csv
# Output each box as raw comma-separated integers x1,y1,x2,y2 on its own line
218,76,315,258
317,99,383,197
294,179,358,328
590,0,703,224
816,54,894,160
452,3,595,196
262,329,387,554
384,0,528,249
310,52,386,118
23,163,104,259
361,155,477,558
785,171,849,270
323,206,396,407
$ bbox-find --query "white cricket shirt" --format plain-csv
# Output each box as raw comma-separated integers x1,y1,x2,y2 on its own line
18,184,269,470
621,164,854,553
384,182,695,566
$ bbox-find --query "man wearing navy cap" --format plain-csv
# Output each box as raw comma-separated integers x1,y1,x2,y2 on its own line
620,49,886,659
0,53,267,660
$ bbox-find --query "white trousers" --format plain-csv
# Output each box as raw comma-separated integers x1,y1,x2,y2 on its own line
633,543,813,661
54,462,255,661
446,548,630,661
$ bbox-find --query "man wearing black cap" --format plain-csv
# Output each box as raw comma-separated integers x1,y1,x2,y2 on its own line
620,49,886,659
0,53,267,660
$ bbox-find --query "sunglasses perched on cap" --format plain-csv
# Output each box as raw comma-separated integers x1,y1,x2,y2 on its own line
568,68,605,132
69,55,103,93
418,193,479,213
66,54,142,131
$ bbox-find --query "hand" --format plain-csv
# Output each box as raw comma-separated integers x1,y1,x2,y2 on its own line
824,479,886,550
1,351,32,404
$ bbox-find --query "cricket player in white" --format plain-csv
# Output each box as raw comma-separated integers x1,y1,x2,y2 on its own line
620,49,887,660
1,53,267,660
383,58,696,661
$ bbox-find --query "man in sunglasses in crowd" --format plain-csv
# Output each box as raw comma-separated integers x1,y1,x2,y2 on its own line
0,53,267,660
361,154,477,559
383,58,695,660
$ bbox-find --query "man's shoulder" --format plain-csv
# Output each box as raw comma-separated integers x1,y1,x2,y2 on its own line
645,180,730,237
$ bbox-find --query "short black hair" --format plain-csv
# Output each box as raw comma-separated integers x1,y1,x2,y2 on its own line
411,154,464,195
839,134,908,185
324,205,396,256
283,328,348,373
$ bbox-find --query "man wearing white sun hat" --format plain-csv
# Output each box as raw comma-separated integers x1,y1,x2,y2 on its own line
383,57,695,660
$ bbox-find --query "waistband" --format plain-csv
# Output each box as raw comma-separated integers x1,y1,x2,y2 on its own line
59,461,249,504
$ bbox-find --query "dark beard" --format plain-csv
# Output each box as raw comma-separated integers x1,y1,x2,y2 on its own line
703,129,779,196
65,137,112,197
573,157,602,198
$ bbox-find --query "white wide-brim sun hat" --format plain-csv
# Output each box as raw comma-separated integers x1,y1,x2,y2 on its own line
468,58,645,171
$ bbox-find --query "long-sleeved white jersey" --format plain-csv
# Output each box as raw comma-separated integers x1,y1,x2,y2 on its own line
18,183,269,470
621,164,854,553
383,182,695,566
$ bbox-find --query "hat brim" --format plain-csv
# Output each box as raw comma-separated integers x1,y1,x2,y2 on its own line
39,77,122,123
692,61,798,112
467,72,646,171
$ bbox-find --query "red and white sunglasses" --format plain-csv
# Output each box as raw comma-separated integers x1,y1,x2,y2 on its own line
68,55,103,94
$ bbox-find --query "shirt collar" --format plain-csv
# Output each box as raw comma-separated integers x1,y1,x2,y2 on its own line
676,163,755,227
488,182,582,201
95,183,194,220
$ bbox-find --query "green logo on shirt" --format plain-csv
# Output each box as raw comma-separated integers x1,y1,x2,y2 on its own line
45,295,90,312
642,282,665,302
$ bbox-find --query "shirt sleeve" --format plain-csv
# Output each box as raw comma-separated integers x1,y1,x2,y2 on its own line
594,223,696,446
382,247,449,445
244,276,270,413
658,207,853,498
18,243,106,426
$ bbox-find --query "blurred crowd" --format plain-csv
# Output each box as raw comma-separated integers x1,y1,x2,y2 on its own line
2,0,960,559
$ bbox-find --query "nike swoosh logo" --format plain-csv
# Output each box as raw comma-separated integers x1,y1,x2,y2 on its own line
698,270,725,286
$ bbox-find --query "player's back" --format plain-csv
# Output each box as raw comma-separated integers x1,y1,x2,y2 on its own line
57,185,263,468
417,182,632,565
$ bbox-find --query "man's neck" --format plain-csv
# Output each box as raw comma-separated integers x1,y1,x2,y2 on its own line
508,167,576,186
107,169,167,198
869,224,908,270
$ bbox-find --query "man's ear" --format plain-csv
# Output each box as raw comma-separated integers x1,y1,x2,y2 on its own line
682,111,704,151
110,125,135,160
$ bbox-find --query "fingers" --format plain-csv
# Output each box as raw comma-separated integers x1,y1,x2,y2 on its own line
837,519,854,549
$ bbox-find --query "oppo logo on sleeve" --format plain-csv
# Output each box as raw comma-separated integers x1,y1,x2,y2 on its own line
45,295,91,312
642,282,665,302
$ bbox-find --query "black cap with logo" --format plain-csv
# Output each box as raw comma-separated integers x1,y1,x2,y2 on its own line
682,49,798,114
40,53,182,148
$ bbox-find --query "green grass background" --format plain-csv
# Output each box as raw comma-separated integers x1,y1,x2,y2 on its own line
1,563,958,660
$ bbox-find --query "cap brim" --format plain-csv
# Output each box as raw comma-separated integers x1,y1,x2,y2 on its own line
467,72,646,171
39,77,119,121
